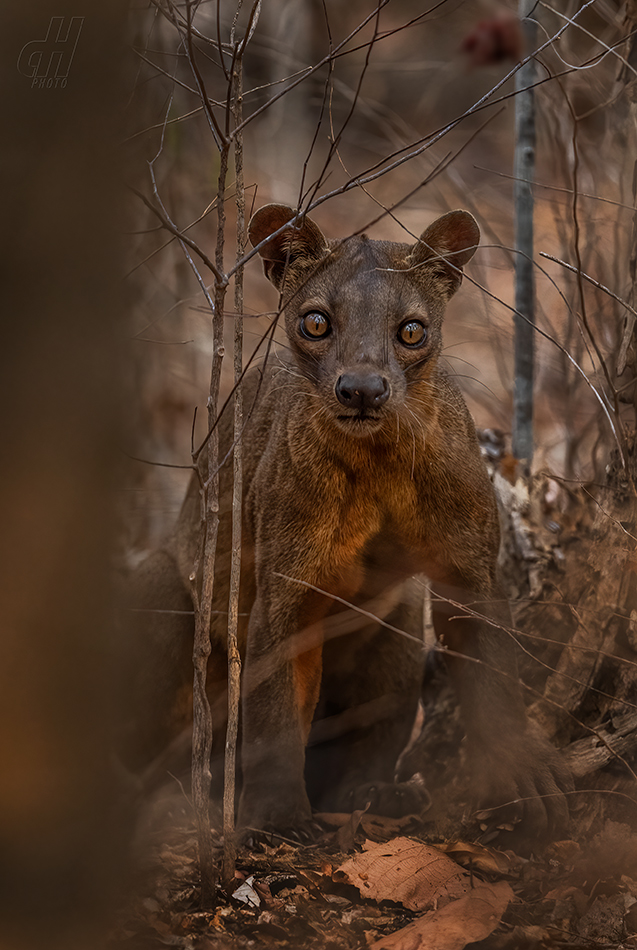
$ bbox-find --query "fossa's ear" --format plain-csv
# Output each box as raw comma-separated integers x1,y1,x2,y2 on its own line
409,210,480,297
248,204,328,288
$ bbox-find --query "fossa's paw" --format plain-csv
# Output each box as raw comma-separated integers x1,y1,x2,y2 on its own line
350,776,431,818
238,785,313,840
472,727,572,849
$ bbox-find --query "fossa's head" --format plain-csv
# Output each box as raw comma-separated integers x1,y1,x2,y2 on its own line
249,204,479,438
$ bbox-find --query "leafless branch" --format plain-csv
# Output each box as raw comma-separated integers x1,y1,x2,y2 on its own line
131,185,226,285
540,251,637,376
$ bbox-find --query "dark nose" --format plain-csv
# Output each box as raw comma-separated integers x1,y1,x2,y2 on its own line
335,372,390,410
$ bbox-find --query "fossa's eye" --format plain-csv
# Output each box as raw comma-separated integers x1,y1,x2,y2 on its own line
398,320,427,347
300,311,331,340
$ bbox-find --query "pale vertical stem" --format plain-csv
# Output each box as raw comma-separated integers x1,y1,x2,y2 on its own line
626,167,637,308
191,139,230,910
222,55,244,886
422,581,436,651
190,524,217,908
512,0,537,467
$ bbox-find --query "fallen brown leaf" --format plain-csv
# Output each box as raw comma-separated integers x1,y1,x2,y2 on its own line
369,880,514,949
435,840,514,874
361,813,422,841
314,812,351,828
333,836,469,911
336,803,369,851
544,884,589,916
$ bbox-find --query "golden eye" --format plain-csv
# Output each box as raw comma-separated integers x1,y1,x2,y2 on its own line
300,311,331,339
398,320,427,347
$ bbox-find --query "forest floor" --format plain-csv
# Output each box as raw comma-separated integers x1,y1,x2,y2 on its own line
111,798,637,949
112,439,637,950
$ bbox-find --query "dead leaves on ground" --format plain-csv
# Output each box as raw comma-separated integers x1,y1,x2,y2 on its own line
113,804,637,950
369,882,514,950
114,811,517,950
333,837,470,911
333,837,514,949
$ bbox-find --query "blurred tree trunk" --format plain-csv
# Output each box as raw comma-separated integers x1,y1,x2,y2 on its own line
259,0,324,204
512,0,537,467
616,0,637,425
0,2,130,948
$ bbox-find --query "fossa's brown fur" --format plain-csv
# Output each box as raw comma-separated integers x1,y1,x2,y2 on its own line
122,205,571,840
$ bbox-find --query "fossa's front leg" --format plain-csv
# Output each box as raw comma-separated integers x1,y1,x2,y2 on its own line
306,581,426,818
238,574,325,834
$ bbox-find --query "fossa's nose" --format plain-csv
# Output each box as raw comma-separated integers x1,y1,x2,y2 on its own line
335,372,390,410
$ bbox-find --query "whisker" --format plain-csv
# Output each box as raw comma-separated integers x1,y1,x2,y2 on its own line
307,404,330,425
